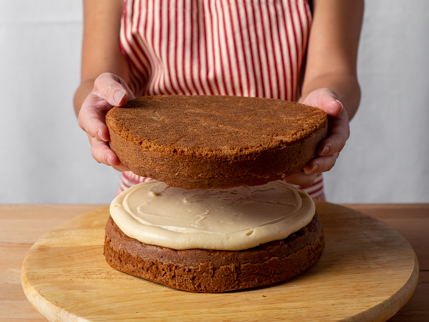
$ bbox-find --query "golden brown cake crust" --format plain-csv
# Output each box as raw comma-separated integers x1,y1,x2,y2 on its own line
104,213,324,293
106,95,328,189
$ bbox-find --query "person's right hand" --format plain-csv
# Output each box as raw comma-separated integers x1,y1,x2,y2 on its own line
78,73,135,172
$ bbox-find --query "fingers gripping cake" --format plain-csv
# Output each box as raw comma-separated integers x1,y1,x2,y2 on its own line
104,95,326,292
105,95,328,189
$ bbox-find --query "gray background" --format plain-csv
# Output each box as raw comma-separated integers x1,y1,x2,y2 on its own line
1,0,428,204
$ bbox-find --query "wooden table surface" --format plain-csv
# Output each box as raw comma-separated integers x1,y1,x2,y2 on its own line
1,204,428,322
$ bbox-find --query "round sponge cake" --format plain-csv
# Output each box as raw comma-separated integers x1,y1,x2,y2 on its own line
104,212,324,293
106,95,327,189
104,180,324,293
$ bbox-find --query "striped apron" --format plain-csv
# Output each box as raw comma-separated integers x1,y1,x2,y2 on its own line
117,0,325,200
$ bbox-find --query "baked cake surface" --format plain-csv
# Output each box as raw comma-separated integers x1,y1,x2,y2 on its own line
104,212,324,293
106,95,328,189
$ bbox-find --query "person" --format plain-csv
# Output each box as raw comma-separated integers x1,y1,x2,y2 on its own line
74,0,363,200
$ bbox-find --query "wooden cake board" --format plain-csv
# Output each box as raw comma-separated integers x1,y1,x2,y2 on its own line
21,202,419,321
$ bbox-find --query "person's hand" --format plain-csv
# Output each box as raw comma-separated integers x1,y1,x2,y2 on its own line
285,88,350,187
78,73,135,171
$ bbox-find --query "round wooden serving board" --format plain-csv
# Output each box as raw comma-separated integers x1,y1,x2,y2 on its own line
21,202,418,322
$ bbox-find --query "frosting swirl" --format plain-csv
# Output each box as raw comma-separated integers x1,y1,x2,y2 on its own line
110,180,315,251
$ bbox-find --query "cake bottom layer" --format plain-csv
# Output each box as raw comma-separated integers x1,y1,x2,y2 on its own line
104,213,324,293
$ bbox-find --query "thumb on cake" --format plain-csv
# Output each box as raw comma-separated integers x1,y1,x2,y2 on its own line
92,73,136,107
301,88,343,117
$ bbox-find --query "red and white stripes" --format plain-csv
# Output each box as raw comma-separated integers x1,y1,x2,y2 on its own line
301,173,325,201
118,0,326,200
120,0,311,101
116,172,154,196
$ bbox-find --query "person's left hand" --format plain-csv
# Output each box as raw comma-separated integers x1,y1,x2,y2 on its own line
285,88,350,187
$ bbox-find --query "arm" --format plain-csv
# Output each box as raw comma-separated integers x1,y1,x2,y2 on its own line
300,0,363,119
74,0,134,171
288,0,363,186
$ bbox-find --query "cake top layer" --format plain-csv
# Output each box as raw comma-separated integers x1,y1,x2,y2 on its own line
106,95,327,157
110,180,315,251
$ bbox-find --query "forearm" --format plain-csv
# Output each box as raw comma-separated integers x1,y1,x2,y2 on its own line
75,0,128,117
299,72,360,120
299,0,363,121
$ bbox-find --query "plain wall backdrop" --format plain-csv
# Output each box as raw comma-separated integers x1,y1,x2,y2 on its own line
1,0,428,204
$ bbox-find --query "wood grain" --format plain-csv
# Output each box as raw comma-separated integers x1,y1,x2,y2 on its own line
0,204,103,322
346,203,429,270
20,202,418,322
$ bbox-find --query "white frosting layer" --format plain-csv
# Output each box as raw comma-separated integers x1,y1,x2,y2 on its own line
110,180,315,251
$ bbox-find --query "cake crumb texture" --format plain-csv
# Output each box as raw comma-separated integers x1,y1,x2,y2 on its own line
104,213,324,293
106,95,328,189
